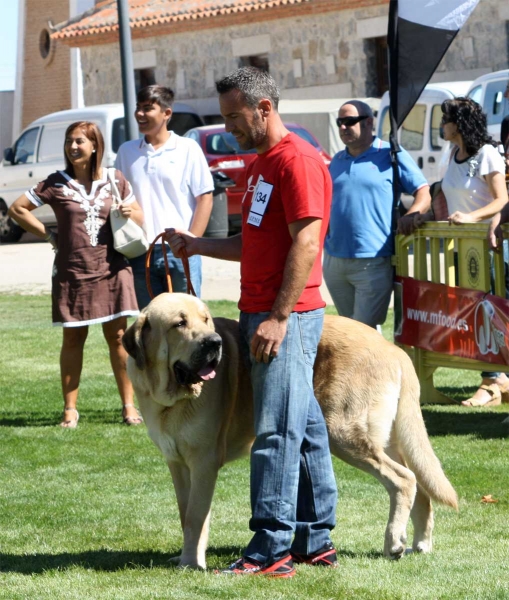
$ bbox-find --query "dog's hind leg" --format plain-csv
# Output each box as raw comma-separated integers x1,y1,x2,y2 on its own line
331,441,416,560
383,445,434,555
410,484,434,554
384,445,432,557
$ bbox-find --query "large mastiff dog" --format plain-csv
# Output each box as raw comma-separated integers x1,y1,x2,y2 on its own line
123,293,458,570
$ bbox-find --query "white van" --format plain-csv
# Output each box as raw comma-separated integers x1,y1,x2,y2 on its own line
377,81,472,184
466,69,509,140
0,102,203,242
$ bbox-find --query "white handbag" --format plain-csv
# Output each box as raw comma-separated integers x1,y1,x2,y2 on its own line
108,168,149,258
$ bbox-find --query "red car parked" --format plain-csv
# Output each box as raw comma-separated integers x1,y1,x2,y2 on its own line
184,124,331,232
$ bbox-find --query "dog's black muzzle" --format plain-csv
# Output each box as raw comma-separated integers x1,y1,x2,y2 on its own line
173,333,223,386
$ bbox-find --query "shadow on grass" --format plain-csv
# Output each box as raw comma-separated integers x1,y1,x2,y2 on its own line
0,546,384,574
0,409,132,428
422,403,509,439
0,549,175,574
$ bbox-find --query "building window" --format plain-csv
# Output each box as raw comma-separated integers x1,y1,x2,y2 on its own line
365,36,388,97
39,29,52,60
239,54,269,72
134,68,156,93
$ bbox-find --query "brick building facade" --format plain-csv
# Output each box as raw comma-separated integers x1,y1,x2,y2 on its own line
18,0,73,130
15,0,97,135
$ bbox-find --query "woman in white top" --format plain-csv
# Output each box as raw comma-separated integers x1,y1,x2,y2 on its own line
441,97,509,406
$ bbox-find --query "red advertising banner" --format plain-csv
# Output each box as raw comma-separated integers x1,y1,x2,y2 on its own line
394,276,509,365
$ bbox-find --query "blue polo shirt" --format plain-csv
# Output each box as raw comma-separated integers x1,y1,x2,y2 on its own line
324,137,427,258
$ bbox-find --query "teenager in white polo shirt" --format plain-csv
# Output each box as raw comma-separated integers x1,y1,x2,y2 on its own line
115,85,214,307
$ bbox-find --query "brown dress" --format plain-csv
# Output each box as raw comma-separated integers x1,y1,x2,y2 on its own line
27,169,139,327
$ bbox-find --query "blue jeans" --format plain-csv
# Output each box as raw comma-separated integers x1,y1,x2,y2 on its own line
239,309,337,564
129,245,202,310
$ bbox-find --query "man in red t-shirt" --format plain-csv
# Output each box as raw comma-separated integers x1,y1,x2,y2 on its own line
166,67,337,578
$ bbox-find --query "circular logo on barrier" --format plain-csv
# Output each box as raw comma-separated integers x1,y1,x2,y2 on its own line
466,247,480,287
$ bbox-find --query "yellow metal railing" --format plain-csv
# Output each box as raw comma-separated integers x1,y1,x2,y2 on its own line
394,222,509,404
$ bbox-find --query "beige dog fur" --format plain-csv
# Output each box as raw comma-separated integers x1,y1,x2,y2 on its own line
123,293,458,570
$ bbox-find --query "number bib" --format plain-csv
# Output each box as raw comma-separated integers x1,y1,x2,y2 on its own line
247,180,274,227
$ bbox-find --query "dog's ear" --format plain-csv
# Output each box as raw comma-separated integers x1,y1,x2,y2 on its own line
123,313,151,370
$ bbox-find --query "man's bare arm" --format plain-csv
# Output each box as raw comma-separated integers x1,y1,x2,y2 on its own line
165,228,242,262
189,192,213,237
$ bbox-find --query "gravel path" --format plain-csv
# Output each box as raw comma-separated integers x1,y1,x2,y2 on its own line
0,235,334,305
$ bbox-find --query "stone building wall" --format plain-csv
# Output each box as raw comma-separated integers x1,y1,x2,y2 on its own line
79,0,509,108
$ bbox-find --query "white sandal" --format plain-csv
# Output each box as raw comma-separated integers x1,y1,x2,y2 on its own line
122,403,143,426
60,407,79,428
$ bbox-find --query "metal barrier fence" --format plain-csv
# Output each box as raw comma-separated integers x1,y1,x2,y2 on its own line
394,222,509,404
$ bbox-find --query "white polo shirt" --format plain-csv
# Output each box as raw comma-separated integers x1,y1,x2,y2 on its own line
115,132,214,244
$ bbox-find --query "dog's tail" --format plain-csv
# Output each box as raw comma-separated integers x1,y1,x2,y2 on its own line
395,353,458,510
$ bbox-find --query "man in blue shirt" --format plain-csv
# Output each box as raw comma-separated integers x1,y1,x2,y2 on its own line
323,100,430,329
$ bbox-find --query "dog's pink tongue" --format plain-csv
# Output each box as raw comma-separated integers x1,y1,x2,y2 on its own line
198,366,216,381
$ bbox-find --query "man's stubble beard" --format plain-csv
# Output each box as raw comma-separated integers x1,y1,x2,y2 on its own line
239,111,266,151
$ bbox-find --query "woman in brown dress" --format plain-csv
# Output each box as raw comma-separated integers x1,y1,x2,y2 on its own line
8,121,144,428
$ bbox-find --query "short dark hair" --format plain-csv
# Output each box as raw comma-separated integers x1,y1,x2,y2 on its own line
136,85,175,110
441,97,495,156
63,121,104,181
215,67,280,110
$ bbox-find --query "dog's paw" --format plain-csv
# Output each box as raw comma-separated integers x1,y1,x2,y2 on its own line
178,555,207,570
168,554,206,569
385,532,407,560
387,544,406,560
178,563,206,571
412,541,432,554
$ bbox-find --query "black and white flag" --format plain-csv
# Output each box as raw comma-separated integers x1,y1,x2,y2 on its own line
388,0,481,130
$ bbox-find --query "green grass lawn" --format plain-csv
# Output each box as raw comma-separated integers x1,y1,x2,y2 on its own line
0,294,508,599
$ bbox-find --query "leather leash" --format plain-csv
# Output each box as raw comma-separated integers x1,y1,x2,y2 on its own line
145,232,196,299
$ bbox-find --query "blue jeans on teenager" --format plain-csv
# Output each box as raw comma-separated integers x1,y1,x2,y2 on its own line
129,245,202,310
238,308,337,564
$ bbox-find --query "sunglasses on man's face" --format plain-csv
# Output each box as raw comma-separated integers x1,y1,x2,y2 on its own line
336,115,369,128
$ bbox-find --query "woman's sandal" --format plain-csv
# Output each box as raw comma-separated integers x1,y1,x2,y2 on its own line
122,404,144,426
461,383,502,407
60,407,79,428
498,382,509,404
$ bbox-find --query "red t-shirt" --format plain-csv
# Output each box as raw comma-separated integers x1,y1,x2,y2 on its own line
239,132,331,313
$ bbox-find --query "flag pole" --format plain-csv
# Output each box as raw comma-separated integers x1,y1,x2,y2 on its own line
388,0,401,235
117,0,138,142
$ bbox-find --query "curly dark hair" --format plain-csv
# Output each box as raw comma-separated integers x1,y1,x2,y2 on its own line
441,97,495,156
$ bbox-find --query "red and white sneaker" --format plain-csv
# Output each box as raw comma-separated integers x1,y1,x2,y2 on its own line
291,542,338,567
218,555,296,578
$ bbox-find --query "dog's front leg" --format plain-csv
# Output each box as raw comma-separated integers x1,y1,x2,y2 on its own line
168,462,191,533
179,459,221,570
167,461,192,567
